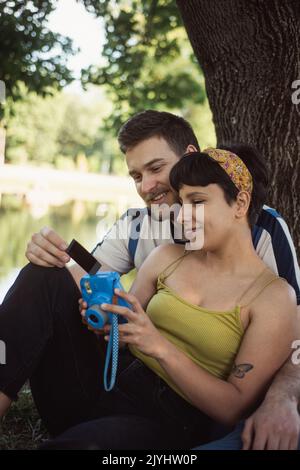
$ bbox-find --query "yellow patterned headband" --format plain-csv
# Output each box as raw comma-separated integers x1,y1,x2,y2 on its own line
203,147,253,194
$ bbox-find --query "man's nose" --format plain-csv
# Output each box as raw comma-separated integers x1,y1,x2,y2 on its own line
141,175,157,194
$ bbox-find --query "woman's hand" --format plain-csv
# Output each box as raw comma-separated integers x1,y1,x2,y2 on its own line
101,288,168,359
78,298,87,324
78,298,105,336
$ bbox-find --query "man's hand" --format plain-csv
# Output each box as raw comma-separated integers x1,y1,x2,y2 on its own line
242,394,300,450
26,226,70,268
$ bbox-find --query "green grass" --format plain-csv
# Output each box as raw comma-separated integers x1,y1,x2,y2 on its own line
0,385,48,450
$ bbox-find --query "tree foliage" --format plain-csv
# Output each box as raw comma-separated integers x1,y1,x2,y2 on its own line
1,1,216,166
5,86,122,173
80,0,206,131
0,0,208,132
0,0,75,115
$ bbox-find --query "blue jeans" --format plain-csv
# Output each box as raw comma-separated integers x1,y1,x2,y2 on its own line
194,421,300,450
193,421,244,449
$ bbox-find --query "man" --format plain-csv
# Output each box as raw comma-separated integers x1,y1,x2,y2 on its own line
1,110,300,449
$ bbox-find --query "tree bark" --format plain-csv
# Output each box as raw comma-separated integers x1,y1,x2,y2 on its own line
177,0,300,258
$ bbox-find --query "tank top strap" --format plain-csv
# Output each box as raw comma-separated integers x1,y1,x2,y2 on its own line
238,268,285,308
159,250,191,283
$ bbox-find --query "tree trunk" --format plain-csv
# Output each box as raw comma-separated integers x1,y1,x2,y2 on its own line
177,0,300,258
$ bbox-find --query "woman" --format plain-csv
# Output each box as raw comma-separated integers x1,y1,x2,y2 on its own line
42,146,297,449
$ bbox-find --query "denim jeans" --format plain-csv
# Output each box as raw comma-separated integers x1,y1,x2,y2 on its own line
0,263,227,449
194,421,300,450
193,421,244,450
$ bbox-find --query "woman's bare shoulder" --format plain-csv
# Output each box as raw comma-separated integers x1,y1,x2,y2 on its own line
152,243,186,258
140,243,186,276
251,271,297,318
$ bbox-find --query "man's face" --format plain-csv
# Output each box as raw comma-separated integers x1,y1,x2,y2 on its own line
125,136,180,208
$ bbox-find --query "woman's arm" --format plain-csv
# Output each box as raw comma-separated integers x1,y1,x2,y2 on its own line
155,280,297,426
241,305,300,450
102,273,297,426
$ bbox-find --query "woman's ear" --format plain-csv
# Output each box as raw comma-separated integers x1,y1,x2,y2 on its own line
235,191,251,220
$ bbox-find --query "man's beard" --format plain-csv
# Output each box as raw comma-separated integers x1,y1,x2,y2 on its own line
145,188,179,221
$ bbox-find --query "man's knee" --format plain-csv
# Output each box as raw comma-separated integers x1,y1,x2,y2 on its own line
20,263,73,286
3,264,77,306
22,262,63,277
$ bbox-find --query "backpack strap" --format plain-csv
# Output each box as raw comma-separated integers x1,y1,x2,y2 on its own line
128,208,149,263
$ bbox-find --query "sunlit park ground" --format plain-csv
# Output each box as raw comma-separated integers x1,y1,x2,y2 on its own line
0,385,48,450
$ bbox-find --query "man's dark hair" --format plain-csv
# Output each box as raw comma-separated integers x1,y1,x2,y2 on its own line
118,110,200,156
169,143,269,227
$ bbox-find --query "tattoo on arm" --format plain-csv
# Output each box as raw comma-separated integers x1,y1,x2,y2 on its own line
231,363,254,379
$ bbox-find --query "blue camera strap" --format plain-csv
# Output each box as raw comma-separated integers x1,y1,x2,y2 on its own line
103,312,119,392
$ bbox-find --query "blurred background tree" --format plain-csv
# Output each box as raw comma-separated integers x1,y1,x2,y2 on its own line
5,85,121,173
0,0,75,112
0,0,76,165
1,0,216,172
80,0,209,133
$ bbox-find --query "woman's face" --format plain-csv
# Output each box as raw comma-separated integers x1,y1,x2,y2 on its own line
177,183,237,251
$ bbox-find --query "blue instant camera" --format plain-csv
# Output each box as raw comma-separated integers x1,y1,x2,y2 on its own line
80,272,130,391
81,272,129,329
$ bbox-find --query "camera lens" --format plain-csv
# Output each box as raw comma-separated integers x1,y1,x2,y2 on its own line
89,314,99,324
87,304,108,329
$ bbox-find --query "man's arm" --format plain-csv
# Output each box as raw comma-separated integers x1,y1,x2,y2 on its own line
242,305,300,450
246,208,300,449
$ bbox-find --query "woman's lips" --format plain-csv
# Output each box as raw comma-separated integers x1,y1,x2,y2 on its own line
184,226,204,240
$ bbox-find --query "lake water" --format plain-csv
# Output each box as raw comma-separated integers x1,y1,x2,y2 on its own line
0,197,122,302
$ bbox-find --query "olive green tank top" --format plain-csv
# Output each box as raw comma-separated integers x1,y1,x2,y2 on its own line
129,251,283,401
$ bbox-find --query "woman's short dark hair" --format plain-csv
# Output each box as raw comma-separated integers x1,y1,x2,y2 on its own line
118,110,200,156
169,143,269,227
